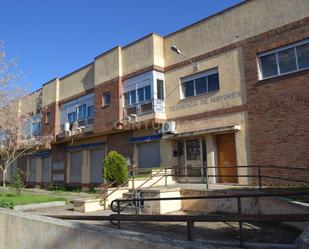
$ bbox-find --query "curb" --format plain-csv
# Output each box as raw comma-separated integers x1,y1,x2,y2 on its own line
13,201,66,211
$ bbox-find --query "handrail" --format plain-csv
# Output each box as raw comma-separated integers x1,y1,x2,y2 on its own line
110,190,309,246
99,164,309,210
99,166,136,209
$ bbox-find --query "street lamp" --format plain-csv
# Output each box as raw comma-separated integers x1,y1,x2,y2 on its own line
170,45,199,71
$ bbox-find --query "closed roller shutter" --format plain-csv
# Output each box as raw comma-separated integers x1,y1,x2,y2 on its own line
70,151,82,183
137,141,161,168
29,158,36,182
10,160,17,180
90,148,105,183
42,157,51,183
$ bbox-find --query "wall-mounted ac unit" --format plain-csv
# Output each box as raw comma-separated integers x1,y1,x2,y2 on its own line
161,121,176,134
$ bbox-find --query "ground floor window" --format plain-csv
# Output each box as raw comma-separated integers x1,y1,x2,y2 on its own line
42,157,51,183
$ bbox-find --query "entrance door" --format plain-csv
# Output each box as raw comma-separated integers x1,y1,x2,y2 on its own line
185,139,203,176
216,133,237,183
90,148,105,184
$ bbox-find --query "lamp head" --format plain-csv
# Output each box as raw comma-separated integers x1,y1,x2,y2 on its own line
171,45,181,55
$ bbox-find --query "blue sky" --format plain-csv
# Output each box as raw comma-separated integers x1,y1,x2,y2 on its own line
1,0,243,92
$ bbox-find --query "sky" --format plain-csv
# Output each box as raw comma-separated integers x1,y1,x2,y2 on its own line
1,0,243,92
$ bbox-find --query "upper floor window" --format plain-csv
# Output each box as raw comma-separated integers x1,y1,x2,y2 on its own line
45,112,51,124
32,121,41,136
157,79,164,100
68,112,77,123
258,39,309,80
59,93,94,127
87,105,94,118
102,92,111,107
124,90,136,106
181,68,219,99
137,85,151,102
77,104,87,120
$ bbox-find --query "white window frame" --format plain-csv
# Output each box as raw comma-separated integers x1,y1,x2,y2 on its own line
180,68,219,99
258,39,309,80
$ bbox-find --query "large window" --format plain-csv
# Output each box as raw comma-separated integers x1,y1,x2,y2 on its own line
138,85,151,102
258,40,309,79
181,69,219,99
68,112,77,123
77,104,87,120
124,90,136,106
60,93,94,127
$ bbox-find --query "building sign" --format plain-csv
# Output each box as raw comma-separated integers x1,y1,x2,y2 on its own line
169,91,241,112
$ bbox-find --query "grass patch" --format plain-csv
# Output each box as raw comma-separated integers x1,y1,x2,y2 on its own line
0,192,65,208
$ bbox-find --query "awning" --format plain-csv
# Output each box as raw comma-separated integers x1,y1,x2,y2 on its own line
162,125,241,139
66,142,105,151
129,134,161,143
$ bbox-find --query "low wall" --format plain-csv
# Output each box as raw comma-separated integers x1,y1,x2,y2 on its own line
0,208,210,249
181,189,309,230
181,189,259,215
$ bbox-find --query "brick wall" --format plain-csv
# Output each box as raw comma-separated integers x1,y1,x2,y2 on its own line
41,102,59,137
107,131,134,160
93,78,122,133
242,18,309,185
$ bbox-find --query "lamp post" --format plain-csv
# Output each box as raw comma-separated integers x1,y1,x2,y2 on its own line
171,45,199,71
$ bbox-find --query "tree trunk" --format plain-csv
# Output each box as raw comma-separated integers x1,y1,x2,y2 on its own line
2,168,7,194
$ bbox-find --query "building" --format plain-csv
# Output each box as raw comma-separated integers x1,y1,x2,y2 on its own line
3,0,309,189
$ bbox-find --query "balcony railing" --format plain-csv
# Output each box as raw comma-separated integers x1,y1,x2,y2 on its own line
124,99,165,118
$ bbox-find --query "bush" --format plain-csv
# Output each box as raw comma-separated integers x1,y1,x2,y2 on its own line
103,151,128,187
11,168,26,196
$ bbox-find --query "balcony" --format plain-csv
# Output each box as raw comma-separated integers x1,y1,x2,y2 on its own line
124,99,165,121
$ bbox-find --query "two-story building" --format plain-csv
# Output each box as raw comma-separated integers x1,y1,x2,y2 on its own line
4,0,309,189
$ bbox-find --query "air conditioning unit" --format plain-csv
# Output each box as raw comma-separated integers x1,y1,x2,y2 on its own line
161,121,176,134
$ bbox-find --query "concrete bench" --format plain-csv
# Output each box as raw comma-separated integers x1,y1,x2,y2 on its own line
71,198,104,213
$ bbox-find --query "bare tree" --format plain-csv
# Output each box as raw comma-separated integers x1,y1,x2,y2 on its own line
0,41,53,193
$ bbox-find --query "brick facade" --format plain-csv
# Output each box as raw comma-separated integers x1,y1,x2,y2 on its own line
41,102,59,137
242,18,309,185
94,78,123,134
107,131,134,160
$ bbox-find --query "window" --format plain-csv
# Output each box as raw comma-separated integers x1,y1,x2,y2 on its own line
181,69,219,98
258,39,309,79
137,86,151,102
32,121,41,136
124,90,136,106
77,104,87,120
102,92,111,107
157,79,164,100
68,112,77,123
45,112,51,124
87,105,94,118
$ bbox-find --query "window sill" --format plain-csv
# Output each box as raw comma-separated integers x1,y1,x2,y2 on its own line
256,68,309,86
101,104,110,109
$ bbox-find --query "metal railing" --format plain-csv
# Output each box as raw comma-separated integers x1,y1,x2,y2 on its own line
110,190,309,247
50,190,309,248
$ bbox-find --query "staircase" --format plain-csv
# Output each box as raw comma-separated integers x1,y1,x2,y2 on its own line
101,168,176,210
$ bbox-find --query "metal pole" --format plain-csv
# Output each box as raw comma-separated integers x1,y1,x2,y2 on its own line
165,168,167,187
237,197,244,248
117,200,121,229
258,166,262,191
132,166,135,190
187,221,194,241
206,166,209,190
